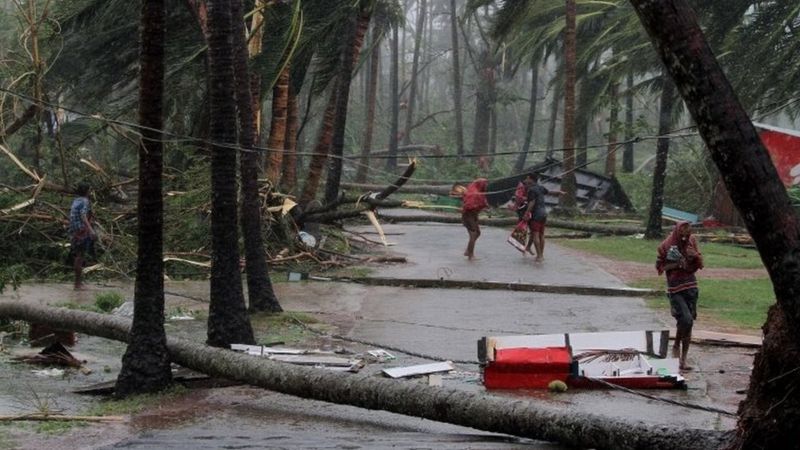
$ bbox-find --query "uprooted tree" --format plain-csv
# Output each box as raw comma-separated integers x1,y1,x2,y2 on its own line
0,302,728,450
629,1,800,448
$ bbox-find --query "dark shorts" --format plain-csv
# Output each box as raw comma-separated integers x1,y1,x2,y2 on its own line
668,288,698,330
462,210,480,233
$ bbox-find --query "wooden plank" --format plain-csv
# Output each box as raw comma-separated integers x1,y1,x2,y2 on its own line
382,361,454,378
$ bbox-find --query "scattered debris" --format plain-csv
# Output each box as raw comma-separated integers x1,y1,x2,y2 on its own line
382,361,455,379
31,368,65,377
15,342,85,368
230,344,363,372
479,330,685,390
366,349,396,362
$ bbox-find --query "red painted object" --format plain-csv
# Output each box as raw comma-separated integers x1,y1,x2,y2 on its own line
483,347,573,389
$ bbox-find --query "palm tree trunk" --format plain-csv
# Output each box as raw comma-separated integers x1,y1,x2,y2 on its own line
230,0,281,314
356,24,381,184
1,302,729,450
387,24,400,171
560,0,578,209
280,88,299,193
546,89,560,158
301,12,370,205
325,12,371,204
403,0,427,145
299,91,337,205
472,49,495,169
622,72,635,173
644,77,675,239
630,2,800,447
448,0,465,157
605,82,619,177
266,66,290,184
515,56,539,172
206,0,255,347
116,0,172,397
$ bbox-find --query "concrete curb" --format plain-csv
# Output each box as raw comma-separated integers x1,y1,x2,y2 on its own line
327,276,659,298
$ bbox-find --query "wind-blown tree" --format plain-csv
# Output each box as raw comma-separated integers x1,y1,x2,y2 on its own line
560,0,577,208
324,9,368,204
230,0,281,313
448,0,465,157
643,75,675,239
629,1,800,447
115,0,172,397
402,0,426,145
513,53,541,173
206,0,255,347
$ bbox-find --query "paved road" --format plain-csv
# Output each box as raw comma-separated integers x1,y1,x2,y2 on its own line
2,219,740,449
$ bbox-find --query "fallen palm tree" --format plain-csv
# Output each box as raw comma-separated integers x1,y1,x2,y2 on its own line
0,301,729,450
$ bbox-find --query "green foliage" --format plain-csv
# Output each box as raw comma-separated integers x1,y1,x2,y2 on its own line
93,291,124,312
0,264,28,294
35,420,86,435
86,385,187,416
556,236,765,270
250,311,326,345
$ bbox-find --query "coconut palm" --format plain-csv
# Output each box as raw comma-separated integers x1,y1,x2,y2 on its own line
115,0,172,397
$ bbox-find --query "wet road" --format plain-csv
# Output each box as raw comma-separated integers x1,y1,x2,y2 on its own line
1,219,745,448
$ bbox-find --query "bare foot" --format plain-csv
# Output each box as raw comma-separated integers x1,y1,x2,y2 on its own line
534,256,544,263
680,365,694,371
672,346,680,359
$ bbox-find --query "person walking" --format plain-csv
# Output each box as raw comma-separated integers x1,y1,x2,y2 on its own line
68,182,96,290
461,178,489,260
656,221,703,371
519,173,550,261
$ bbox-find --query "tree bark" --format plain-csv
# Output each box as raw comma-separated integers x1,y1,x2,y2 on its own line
265,66,290,185
622,72,635,173
230,0,281,314
0,302,729,450
280,88,299,193
644,78,674,240
472,49,495,169
402,0,427,145
515,57,539,172
448,0,464,157
560,0,577,208
546,87,560,159
629,1,800,447
356,24,381,184
206,0,255,347
387,24,400,171
299,92,337,205
324,11,371,205
605,82,619,177
116,0,172,397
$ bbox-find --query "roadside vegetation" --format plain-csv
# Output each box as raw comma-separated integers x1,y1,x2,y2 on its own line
556,235,772,330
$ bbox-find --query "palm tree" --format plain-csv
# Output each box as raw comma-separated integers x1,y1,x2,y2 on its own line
266,66,290,184
449,0,465,157
230,0,281,313
402,0,426,145
629,2,800,447
356,22,382,183
622,72,634,172
115,0,172,397
325,10,371,204
387,21,400,171
514,54,540,173
560,0,577,208
206,0,255,347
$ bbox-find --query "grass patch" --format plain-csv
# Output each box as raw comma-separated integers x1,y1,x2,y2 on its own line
0,425,16,449
555,236,764,269
34,420,86,435
55,291,126,314
86,385,187,416
250,311,327,345
635,277,774,330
